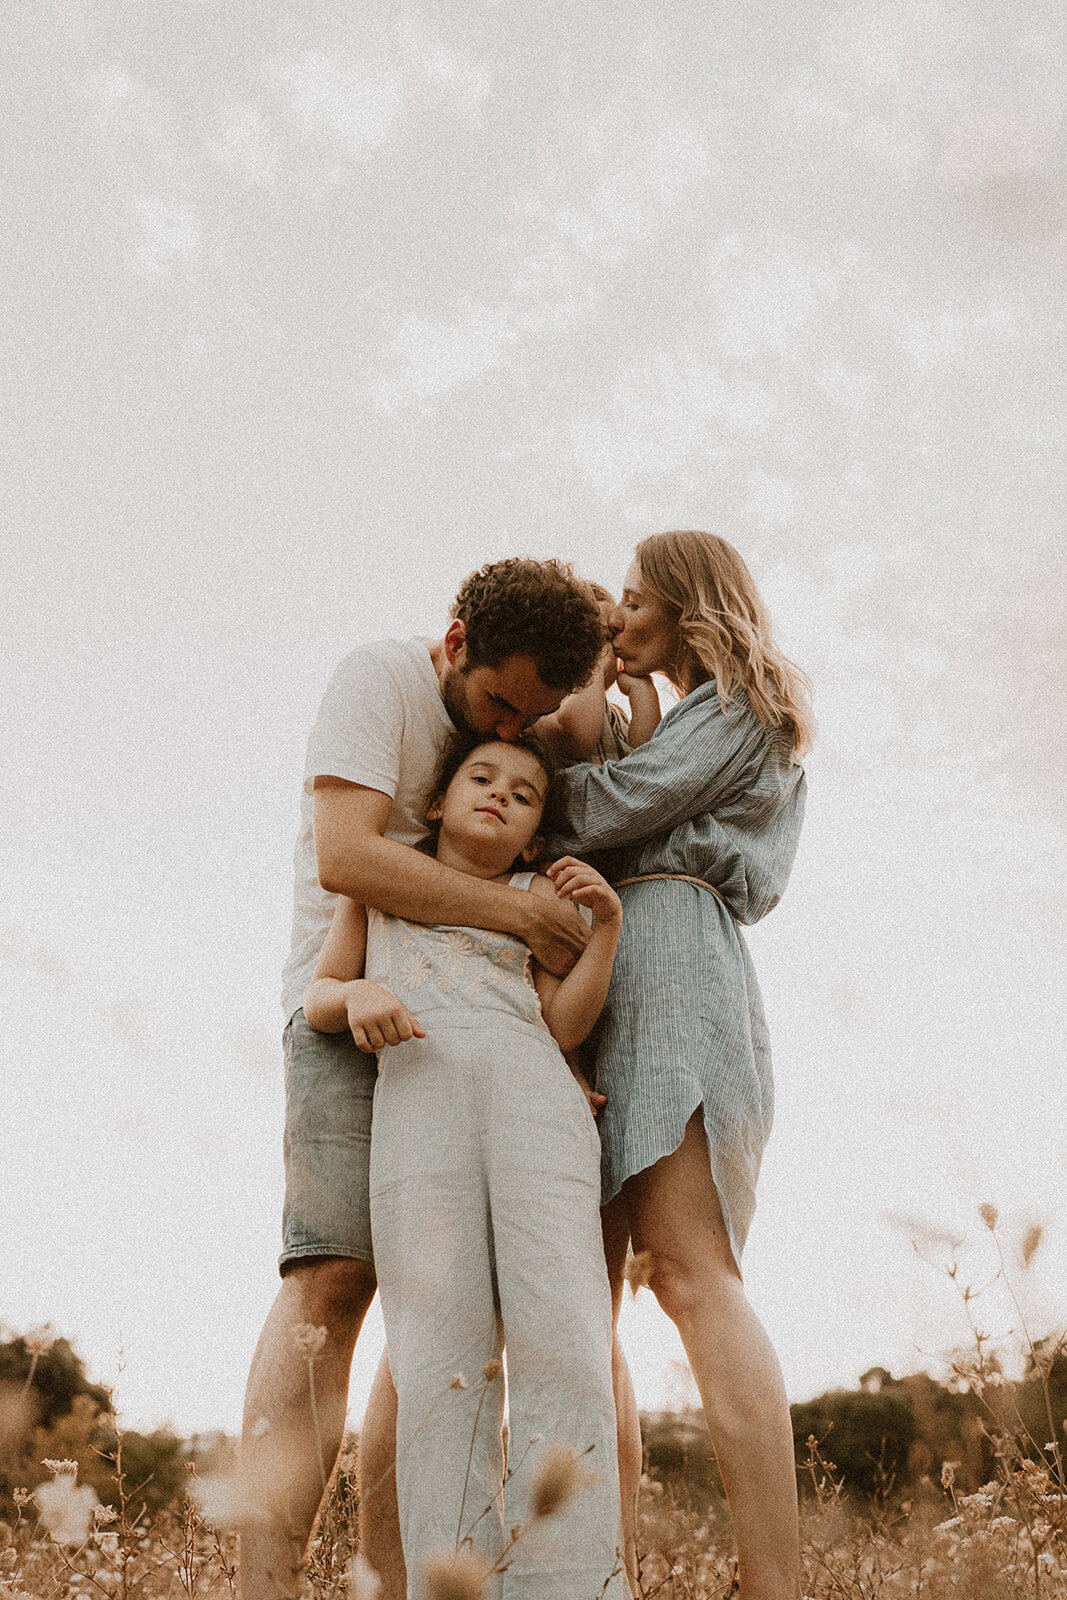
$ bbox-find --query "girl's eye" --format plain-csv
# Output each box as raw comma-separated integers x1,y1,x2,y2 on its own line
514,792,530,805
471,774,488,784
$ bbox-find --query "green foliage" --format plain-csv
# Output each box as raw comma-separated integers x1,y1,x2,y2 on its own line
790,1386,918,1498
0,1335,110,1429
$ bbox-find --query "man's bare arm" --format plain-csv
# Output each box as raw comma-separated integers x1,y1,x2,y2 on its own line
313,778,589,977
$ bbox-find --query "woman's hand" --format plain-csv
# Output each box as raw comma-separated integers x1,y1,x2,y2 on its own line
545,857,623,927
344,979,426,1053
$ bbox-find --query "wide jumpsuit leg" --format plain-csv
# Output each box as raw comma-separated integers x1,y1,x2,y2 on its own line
370,1015,625,1600
489,1018,625,1600
370,1025,508,1600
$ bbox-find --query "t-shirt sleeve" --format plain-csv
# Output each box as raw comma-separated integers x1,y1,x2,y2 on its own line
303,645,408,798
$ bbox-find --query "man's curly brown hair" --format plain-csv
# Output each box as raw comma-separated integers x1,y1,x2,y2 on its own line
450,558,604,693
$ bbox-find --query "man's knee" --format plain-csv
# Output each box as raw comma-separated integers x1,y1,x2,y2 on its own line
283,1256,377,1327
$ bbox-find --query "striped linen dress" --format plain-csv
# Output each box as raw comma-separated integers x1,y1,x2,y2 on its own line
549,680,806,1270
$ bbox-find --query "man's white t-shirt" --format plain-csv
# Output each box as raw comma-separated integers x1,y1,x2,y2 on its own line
281,637,455,1022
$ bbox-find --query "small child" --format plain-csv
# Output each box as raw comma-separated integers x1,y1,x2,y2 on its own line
532,582,661,766
304,731,626,1600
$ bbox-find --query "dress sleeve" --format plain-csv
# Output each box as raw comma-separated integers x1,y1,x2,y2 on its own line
550,684,764,854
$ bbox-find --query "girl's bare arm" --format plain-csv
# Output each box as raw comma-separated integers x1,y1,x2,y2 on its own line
531,862,622,1055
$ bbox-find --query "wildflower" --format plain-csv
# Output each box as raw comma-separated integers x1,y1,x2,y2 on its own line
531,1444,594,1519
193,1474,255,1527
347,1552,383,1599
977,1202,998,1231
482,1359,503,1384
290,1323,328,1359
448,1374,469,1391
940,1461,959,1489
36,1478,98,1546
423,1547,487,1600
12,1489,31,1508
41,1460,79,1478
624,1250,653,1296
93,1505,117,1526
934,1516,963,1534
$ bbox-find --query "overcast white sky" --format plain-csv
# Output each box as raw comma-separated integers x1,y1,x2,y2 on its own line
4,0,1066,1437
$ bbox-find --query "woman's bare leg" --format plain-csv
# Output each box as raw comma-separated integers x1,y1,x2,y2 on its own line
357,1351,405,1600
603,1194,642,1596
624,1113,800,1600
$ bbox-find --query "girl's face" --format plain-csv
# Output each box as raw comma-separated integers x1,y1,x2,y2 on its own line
608,560,681,678
430,742,549,866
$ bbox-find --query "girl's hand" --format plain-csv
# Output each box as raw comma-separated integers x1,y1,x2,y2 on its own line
345,980,425,1053
615,668,652,697
571,1065,608,1118
545,857,623,927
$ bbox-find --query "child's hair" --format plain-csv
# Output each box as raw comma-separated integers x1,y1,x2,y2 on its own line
418,729,559,865
585,580,615,607
635,530,815,759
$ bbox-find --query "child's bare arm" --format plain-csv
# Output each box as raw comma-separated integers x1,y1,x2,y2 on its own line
532,672,609,763
531,861,622,1055
304,896,425,1050
616,671,661,747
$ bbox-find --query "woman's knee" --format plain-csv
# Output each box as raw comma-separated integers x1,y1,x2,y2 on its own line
645,1245,739,1329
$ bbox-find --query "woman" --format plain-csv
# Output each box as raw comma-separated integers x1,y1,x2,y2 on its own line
546,529,813,1600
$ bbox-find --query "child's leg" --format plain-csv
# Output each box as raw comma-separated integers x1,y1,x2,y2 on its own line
488,1026,626,1600
369,1040,505,1600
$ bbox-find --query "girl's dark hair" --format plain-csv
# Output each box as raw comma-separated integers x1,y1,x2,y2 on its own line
418,730,559,865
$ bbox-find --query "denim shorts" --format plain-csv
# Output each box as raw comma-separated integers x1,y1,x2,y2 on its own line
280,1009,377,1273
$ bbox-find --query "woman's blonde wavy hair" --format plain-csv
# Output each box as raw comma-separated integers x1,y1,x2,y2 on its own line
635,530,815,759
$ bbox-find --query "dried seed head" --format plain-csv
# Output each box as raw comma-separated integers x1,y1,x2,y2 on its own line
482,1360,503,1384
624,1251,653,1296
41,1460,79,1479
346,1552,383,1599
1021,1223,1044,1268
13,1488,32,1507
531,1444,594,1519
978,1202,999,1232
23,1328,53,1356
448,1374,469,1391
941,1460,959,1489
35,1478,98,1545
290,1323,328,1359
423,1547,487,1600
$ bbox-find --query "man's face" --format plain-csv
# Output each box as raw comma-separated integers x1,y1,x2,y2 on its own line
441,626,565,741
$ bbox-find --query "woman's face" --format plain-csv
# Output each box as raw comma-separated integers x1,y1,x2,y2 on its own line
608,560,681,678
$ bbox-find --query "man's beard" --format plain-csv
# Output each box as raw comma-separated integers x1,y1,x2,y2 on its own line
440,663,477,734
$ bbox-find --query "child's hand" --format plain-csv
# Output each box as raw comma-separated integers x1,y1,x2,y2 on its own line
571,1065,608,1118
615,668,651,697
345,980,426,1054
545,857,623,927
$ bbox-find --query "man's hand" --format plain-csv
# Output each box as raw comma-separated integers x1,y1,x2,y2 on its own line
345,979,426,1054
520,892,591,976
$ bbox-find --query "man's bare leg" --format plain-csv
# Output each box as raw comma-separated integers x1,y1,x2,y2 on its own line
240,1258,377,1600
357,1350,405,1600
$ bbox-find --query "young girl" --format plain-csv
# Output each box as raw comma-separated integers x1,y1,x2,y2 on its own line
304,731,626,1600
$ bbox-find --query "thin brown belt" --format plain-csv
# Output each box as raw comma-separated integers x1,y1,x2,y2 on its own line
614,872,728,909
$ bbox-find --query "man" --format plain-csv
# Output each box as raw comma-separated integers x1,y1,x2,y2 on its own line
240,558,607,1600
